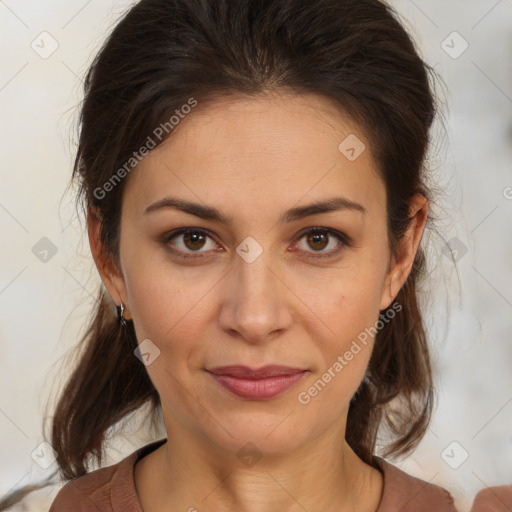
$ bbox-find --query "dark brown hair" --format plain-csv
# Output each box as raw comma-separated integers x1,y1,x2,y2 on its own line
1,0,442,508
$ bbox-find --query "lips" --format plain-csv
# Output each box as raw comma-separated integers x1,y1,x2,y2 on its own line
207,365,306,378
206,365,308,399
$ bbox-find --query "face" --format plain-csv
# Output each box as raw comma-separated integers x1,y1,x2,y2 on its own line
91,91,426,458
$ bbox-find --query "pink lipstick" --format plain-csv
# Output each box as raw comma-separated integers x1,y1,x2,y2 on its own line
206,365,307,400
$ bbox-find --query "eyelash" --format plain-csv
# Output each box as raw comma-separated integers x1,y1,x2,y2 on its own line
161,227,352,261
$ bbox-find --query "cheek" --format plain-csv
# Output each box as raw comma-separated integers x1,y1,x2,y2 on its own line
324,291,379,376
316,263,387,341
121,249,222,369
294,277,386,415
310,261,388,377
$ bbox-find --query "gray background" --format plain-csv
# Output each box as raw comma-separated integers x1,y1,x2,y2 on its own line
0,1,511,510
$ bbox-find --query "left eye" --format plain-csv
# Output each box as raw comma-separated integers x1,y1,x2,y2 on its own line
163,227,350,260
293,228,349,258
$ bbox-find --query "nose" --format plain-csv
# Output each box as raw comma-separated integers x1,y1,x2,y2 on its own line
218,241,293,344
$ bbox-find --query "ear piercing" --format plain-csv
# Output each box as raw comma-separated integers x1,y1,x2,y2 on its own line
116,300,128,327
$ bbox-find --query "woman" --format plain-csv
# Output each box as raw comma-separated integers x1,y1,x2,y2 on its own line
0,0,459,510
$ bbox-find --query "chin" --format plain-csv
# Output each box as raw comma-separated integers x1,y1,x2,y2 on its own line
205,410,313,459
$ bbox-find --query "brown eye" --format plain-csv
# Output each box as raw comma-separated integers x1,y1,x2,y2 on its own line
164,228,218,259
306,231,329,251
163,226,351,261
294,228,351,259
182,231,207,251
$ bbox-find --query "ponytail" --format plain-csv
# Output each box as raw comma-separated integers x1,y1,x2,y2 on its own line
51,289,159,479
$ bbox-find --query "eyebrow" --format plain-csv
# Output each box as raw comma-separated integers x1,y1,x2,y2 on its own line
144,195,366,224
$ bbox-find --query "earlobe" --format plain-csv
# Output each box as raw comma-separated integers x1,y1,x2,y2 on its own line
379,193,428,310
380,265,403,311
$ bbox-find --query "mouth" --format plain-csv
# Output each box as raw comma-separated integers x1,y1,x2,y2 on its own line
205,365,309,400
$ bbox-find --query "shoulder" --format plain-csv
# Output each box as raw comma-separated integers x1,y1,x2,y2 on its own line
470,485,512,512
375,457,458,512
49,456,130,512
49,440,166,512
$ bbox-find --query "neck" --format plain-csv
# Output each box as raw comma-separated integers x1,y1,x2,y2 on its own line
135,413,383,512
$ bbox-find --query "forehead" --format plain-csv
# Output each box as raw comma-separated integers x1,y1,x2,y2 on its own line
165,91,366,161
124,91,385,217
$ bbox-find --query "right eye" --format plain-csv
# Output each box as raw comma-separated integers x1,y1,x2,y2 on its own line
162,228,220,259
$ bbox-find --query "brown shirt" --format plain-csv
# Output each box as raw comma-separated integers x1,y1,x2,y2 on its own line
469,486,512,512
49,439,458,511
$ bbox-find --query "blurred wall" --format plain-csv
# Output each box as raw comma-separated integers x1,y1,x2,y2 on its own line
1,1,511,510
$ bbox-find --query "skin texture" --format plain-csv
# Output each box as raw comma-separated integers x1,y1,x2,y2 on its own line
89,91,428,512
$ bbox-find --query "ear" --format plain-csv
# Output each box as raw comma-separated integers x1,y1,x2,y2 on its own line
379,193,428,311
87,207,132,320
